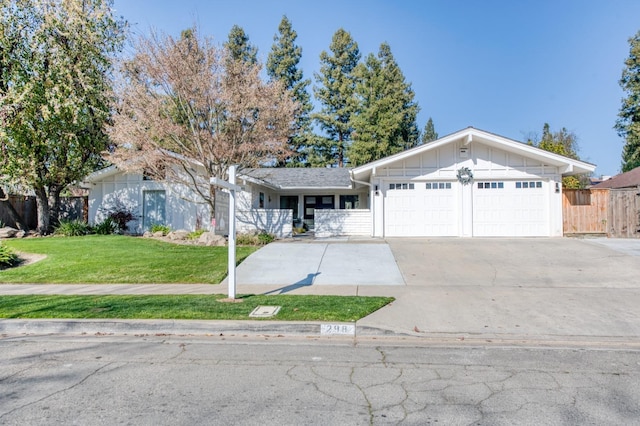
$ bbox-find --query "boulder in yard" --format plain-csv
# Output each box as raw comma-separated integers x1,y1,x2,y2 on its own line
0,227,18,238
168,230,190,241
198,231,226,246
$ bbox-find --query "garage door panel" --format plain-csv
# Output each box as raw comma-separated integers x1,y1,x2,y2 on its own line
473,181,549,237
385,182,456,237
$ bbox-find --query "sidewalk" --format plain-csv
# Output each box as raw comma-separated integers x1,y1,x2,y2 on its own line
2,283,640,348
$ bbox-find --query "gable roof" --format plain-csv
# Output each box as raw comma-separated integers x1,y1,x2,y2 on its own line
593,167,640,189
241,167,353,190
352,127,596,180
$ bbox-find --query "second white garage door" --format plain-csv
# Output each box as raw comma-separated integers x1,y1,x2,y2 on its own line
384,181,457,237
472,180,549,236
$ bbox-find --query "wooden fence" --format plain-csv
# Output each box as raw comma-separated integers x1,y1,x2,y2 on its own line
608,189,640,238
563,188,640,238
0,196,88,230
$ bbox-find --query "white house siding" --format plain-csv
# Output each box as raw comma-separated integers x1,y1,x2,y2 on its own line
88,171,211,234
372,141,563,237
314,209,372,237
236,209,293,238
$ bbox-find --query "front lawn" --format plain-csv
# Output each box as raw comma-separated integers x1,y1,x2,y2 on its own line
0,235,257,284
0,295,395,321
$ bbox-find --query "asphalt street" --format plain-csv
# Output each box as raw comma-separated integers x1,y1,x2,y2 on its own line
1,335,638,425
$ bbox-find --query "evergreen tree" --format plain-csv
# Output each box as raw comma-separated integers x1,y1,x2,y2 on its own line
267,16,313,166
615,30,640,172
312,28,361,167
225,24,257,65
348,43,420,166
421,117,439,144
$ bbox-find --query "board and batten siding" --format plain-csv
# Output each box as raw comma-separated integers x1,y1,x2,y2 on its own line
371,141,564,237
314,209,372,237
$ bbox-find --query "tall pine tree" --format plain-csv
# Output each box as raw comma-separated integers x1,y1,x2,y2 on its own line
348,43,420,166
615,30,640,172
267,16,313,166
421,117,438,144
312,28,360,167
225,25,257,65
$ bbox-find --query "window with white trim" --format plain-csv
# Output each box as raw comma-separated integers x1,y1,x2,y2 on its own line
426,182,452,189
515,181,543,189
389,183,415,190
477,182,504,189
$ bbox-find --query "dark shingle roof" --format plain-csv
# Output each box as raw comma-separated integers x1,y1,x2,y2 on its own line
593,167,640,189
241,167,352,189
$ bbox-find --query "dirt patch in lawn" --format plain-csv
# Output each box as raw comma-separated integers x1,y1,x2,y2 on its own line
13,252,47,268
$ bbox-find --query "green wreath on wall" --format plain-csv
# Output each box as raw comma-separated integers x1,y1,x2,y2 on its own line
456,167,474,185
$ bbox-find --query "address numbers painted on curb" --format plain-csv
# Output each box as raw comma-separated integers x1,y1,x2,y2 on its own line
321,324,355,335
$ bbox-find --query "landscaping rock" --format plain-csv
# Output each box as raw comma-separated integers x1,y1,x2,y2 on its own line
198,231,226,246
0,227,18,238
168,230,190,241
152,231,165,238
15,230,26,238
143,231,152,238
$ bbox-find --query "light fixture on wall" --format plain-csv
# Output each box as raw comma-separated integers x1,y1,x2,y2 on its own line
555,182,560,193
375,184,379,196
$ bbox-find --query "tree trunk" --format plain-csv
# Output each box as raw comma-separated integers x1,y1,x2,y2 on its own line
34,186,51,235
0,186,27,230
48,184,63,228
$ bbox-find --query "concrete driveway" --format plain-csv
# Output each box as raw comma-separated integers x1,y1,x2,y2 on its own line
231,241,405,288
357,237,640,342
229,237,640,343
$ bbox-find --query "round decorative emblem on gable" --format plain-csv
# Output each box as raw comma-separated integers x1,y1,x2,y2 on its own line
456,167,474,185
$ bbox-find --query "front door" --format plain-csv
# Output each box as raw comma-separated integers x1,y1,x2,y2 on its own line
143,190,166,231
304,195,334,229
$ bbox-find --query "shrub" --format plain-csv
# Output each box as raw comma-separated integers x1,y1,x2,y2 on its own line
55,219,92,236
94,217,118,235
187,229,206,240
0,242,18,268
98,202,138,233
236,231,276,246
257,232,275,245
150,224,171,235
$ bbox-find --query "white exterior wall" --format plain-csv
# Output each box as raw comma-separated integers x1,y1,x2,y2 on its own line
371,141,564,237
236,209,293,238
87,172,211,234
314,209,372,237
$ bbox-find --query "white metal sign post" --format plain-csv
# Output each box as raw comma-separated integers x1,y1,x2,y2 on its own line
210,165,240,299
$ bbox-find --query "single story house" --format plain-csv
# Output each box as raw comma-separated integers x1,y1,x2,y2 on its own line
592,166,640,189
84,127,595,238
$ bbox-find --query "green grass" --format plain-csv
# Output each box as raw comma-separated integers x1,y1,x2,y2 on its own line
0,295,394,321
0,235,257,284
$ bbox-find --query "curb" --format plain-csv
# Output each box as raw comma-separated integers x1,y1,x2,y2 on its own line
0,319,390,338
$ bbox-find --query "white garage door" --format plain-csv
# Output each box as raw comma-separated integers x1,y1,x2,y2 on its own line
473,180,549,236
384,182,457,237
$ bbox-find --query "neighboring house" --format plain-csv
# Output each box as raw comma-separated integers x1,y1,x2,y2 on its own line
592,167,640,189
85,127,596,238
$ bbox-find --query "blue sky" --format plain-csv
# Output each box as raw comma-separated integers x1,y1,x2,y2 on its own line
113,0,640,177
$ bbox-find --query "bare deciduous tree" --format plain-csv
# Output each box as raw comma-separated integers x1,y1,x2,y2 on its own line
109,27,297,220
